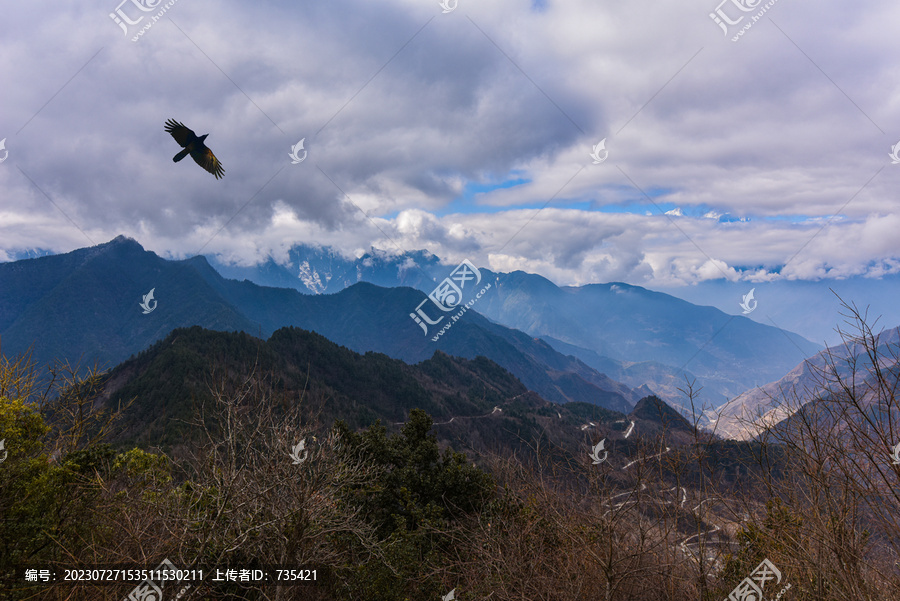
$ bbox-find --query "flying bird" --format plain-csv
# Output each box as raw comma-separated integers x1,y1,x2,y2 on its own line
164,119,224,179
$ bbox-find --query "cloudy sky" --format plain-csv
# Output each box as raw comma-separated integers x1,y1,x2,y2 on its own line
1,0,898,293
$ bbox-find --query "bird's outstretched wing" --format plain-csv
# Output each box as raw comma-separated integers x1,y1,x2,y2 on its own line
164,119,196,147
191,147,225,179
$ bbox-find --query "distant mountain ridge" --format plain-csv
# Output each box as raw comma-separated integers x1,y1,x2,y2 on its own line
206,242,823,412
649,276,900,348
711,326,900,440
0,236,642,413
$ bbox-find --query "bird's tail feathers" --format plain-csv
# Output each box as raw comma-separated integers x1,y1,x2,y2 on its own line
173,148,190,162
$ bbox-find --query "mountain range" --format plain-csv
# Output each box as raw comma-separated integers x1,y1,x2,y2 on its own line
207,242,823,412
0,236,832,425
14,241,892,350
0,236,642,413
96,323,666,458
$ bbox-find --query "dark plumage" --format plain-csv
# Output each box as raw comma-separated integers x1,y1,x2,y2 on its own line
164,119,224,179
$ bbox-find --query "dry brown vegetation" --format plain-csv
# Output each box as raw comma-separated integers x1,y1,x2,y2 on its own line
1,303,900,600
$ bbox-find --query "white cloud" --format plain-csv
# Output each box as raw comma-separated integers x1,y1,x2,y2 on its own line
0,0,898,291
